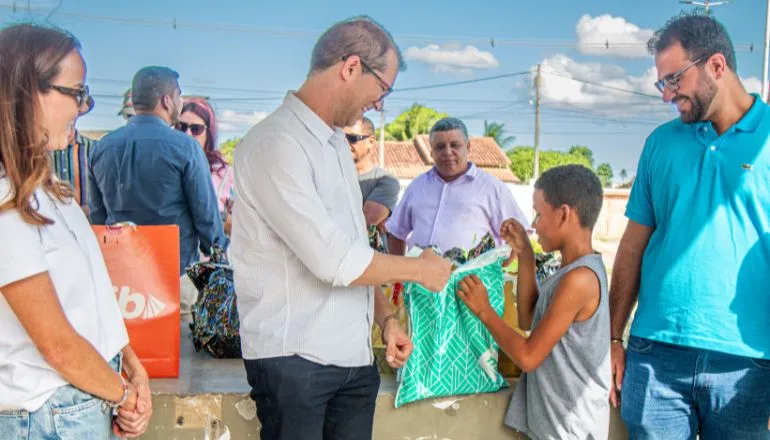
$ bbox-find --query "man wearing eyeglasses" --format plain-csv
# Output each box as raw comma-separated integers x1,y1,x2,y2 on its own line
231,16,451,440
344,117,400,247
609,13,770,439
88,66,227,312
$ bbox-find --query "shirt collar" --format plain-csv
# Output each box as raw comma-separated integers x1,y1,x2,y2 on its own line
430,162,478,183
734,93,764,132
128,114,171,127
283,92,336,145
689,93,765,134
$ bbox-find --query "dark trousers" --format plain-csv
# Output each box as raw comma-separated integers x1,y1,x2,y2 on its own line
245,355,380,440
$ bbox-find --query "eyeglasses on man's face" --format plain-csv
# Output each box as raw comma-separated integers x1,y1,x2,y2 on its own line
342,55,394,102
654,56,706,94
345,133,373,144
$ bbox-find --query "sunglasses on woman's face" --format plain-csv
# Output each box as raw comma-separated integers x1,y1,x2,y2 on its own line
174,122,207,136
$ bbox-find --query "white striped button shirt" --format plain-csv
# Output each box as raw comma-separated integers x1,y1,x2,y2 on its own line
231,93,375,367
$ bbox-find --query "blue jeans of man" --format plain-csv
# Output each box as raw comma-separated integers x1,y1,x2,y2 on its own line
244,355,380,440
621,336,770,440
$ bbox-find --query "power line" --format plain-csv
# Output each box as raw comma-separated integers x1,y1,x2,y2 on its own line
394,71,531,92
0,5,758,52
511,130,651,135
542,70,660,99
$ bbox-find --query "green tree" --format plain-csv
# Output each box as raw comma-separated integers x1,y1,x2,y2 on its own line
619,168,628,182
507,145,596,183
219,137,242,164
483,120,516,149
568,145,595,168
385,104,447,141
507,146,535,183
596,163,614,188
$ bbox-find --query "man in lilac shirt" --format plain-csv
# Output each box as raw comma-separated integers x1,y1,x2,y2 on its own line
386,117,529,255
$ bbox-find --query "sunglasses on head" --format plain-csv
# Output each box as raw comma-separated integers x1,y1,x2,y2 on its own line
174,122,207,136
345,133,372,144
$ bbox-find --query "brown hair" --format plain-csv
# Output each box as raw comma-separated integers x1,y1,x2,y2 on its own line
181,99,227,174
310,15,406,75
0,24,80,226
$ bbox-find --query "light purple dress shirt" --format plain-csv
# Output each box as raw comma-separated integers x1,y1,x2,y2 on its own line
386,163,529,253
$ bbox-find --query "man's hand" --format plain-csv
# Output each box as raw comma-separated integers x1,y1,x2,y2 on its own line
609,343,625,408
457,274,494,320
114,374,153,438
417,249,451,292
382,320,413,368
500,219,534,261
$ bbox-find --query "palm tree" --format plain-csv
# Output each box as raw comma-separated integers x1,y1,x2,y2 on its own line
620,169,628,182
484,120,516,149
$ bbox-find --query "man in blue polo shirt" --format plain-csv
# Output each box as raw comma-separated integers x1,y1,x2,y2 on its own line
609,13,770,439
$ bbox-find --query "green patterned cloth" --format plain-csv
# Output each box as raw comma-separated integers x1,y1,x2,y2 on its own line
395,247,510,407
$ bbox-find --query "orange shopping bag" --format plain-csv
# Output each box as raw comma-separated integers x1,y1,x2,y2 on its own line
93,225,181,378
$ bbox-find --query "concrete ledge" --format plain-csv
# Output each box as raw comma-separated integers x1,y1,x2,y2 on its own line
138,320,629,439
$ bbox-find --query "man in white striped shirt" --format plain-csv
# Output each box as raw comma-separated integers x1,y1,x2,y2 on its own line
231,15,452,440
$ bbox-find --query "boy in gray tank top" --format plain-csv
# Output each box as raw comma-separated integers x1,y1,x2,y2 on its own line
458,164,610,439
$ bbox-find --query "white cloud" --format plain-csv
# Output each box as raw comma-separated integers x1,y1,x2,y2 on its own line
218,110,268,131
742,76,763,95
405,44,500,72
533,54,660,111
431,65,475,77
576,14,654,59
522,54,764,119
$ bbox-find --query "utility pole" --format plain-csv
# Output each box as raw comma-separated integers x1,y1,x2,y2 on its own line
533,64,542,182
763,0,770,101
379,110,386,167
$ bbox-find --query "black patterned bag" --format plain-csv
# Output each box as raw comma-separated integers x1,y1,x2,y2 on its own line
185,247,241,358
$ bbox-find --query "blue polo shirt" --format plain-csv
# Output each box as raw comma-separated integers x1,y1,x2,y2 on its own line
627,94,770,360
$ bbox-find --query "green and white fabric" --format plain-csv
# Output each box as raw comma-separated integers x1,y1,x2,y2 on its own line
395,247,510,407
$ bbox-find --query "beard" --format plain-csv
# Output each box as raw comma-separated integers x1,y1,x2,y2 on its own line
674,77,717,124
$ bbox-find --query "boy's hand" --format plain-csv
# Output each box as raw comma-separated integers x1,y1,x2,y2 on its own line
501,219,534,261
457,274,494,320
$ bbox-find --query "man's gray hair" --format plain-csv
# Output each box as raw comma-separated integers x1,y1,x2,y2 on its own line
310,15,406,76
131,66,180,111
430,117,469,143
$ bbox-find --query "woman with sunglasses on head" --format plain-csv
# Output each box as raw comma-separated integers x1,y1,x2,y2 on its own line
176,99,235,235
0,24,152,439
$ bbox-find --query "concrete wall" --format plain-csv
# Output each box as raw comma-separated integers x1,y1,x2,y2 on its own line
595,189,630,240
140,382,630,440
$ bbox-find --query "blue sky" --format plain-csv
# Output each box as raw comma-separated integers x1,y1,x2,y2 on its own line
1,0,766,177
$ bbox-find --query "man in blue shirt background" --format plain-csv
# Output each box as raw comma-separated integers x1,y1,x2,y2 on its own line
89,66,227,310
609,13,770,439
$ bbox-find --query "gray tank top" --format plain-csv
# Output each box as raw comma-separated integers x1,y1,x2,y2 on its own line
504,252,611,440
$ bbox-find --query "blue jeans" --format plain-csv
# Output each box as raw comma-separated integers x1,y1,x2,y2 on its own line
621,336,770,440
0,354,121,440
245,355,380,440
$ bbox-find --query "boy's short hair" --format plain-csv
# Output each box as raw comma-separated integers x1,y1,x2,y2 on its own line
535,165,603,229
